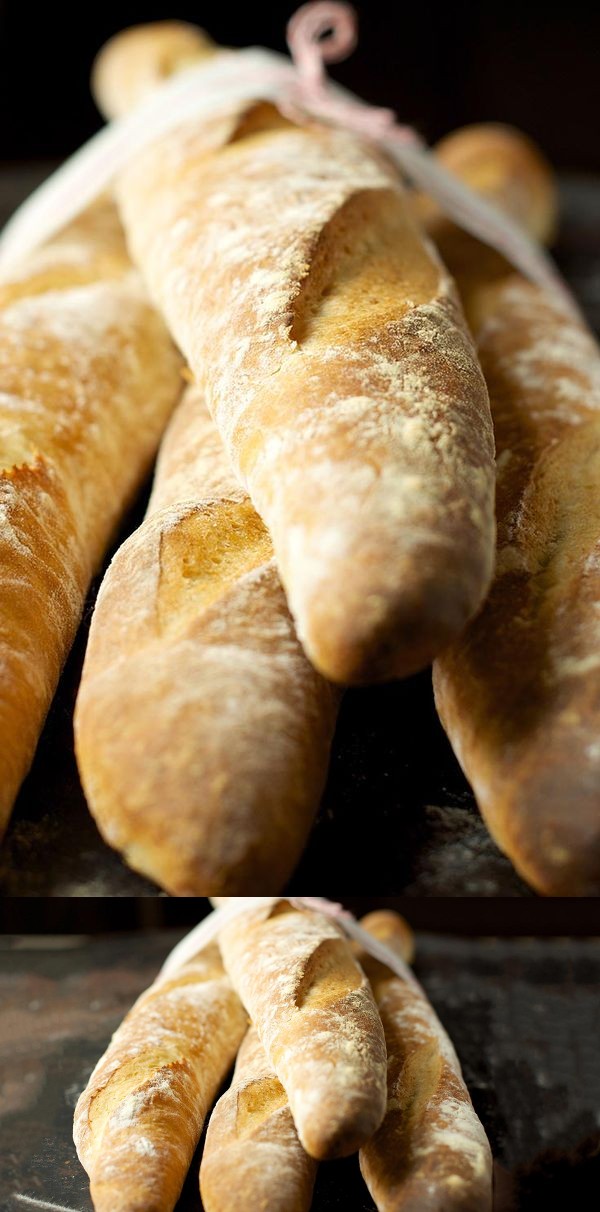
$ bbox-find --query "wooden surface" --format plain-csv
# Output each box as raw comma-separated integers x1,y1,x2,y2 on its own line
0,930,599,1211
0,168,599,897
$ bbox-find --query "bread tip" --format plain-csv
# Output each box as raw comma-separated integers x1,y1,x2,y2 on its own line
296,1095,387,1161
359,909,415,964
302,572,490,686
90,1180,168,1212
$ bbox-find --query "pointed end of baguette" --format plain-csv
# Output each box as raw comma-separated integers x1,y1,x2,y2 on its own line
92,21,216,120
499,777,600,898
297,551,492,686
434,123,558,246
297,1094,387,1161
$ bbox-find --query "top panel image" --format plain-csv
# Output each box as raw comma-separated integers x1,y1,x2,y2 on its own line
0,1,599,896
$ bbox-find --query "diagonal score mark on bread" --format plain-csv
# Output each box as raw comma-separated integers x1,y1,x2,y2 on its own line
156,500,272,636
234,1074,289,1138
290,186,440,346
293,936,363,1008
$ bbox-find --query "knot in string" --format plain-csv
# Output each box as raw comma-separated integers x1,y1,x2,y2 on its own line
285,1,419,144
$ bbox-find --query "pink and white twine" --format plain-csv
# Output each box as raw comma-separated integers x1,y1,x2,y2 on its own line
158,895,421,991
0,1,577,314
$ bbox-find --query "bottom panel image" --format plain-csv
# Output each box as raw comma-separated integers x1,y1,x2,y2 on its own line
0,897,599,1212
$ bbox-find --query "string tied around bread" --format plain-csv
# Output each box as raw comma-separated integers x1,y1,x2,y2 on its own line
0,1,577,316
283,2,576,313
158,896,422,991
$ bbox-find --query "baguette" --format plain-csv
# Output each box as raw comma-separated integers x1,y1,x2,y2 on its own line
74,384,338,894
200,904,412,1212
91,20,215,120
217,897,388,1159
357,910,493,1212
92,21,496,686
73,939,248,1212
200,1026,318,1212
0,199,182,835
425,126,600,894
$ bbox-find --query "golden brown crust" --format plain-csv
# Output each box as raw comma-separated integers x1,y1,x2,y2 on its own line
74,387,338,895
358,909,415,965
217,898,388,1160
434,278,600,895
94,24,496,685
418,123,557,250
200,1027,317,1212
0,196,130,304
91,21,216,119
0,226,182,833
357,912,493,1212
0,459,86,831
73,941,248,1212
425,126,600,895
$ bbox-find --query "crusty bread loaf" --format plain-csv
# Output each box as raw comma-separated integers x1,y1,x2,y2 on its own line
74,384,338,894
357,910,493,1211
355,907,416,965
93,21,496,686
0,199,182,836
0,196,130,302
91,20,215,120
416,123,558,251
74,939,248,1212
217,897,388,1159
201,904,414,1212
425,126,600,895
200,1026,318,1212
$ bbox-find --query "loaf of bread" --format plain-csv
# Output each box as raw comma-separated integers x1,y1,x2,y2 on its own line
425,126,600,895
74,939,248,1212
0,198,182,836
200,1026,318,1212
415,123,557,255
357,910,493,1211
354,907,416,965
92,20,496,686
217,897,388,1159
201,906,409,1212
74,384,338,894
92,20,215,120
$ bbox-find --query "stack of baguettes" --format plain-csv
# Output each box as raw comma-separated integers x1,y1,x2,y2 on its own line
74,901,494,1212
73,19,499,897
2,18,598,896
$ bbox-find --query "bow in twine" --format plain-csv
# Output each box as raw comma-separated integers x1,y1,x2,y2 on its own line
0,1,578,315
159,895,421,990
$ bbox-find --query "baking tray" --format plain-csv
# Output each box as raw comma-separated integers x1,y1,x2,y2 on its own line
0,169,599,897
1,929,599,1211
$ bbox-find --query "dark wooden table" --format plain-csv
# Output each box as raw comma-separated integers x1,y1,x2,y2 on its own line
1,930,599,1211
0,168,599,897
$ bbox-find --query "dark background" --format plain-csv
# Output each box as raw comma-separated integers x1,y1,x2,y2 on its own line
2,897,600,934
0,1,598,169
